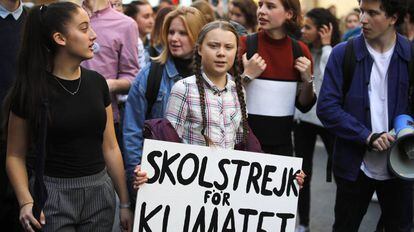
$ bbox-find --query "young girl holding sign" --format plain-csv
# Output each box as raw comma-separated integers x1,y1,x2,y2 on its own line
165,21,248,149
133,21,305,189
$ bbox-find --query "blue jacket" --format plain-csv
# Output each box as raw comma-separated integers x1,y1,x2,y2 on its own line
123,57,183,182
317,33,413,181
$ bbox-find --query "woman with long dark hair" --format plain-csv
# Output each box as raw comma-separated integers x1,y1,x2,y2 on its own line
294,7,340,232
4,2,132,231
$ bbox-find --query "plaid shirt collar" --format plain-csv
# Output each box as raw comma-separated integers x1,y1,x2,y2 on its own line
201,72,232,95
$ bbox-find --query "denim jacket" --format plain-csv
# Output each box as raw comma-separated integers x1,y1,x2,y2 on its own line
317,33,413,181
123,57,182,182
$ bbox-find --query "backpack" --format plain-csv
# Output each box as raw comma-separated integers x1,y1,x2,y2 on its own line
246,33,304,61
148,45,160,58
145,61,164,119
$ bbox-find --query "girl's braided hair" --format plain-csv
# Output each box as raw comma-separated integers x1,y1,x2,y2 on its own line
193,20,248,146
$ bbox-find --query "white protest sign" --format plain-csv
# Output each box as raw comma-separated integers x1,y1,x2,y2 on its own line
134,139,303,232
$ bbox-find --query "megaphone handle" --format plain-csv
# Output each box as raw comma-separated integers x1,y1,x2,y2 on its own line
368,132,387,151
389,129,396,137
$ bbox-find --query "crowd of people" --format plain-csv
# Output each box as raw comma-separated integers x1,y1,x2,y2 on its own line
0,0,413,231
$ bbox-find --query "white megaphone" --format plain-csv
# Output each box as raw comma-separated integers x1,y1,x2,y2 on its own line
388,114,414,180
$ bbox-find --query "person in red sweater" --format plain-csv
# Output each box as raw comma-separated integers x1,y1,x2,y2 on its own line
239,0,316,156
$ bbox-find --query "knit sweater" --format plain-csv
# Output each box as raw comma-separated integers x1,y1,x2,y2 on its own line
0,9,26,109
240,30,313,146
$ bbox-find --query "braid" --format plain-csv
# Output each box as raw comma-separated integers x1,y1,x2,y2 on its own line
233,59,248,145
194,48,212,146
193,20,243,146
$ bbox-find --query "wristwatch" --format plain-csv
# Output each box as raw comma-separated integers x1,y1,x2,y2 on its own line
307,75,315,83
241,73,253,83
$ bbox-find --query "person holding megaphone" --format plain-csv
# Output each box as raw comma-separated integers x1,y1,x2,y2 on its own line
317,0,413,231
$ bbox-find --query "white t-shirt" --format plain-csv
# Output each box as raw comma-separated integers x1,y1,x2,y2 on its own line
360,40,395,180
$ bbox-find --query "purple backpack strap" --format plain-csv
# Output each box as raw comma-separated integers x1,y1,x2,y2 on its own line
144,118,261,152
234,126,262,153
143,118,182,143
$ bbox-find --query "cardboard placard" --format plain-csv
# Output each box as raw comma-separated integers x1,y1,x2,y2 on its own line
134,139,302,232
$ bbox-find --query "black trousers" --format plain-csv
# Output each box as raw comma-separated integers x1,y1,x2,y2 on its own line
261,139,294,156
333,172,413,232
293,121,334,226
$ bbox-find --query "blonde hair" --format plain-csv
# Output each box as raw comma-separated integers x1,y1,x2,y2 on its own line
153,6,207,64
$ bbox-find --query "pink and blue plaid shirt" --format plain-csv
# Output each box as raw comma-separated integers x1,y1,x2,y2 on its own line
165,73,245,149
82,6,139,122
